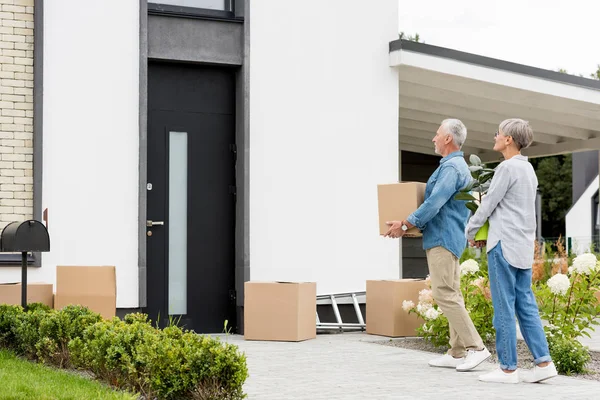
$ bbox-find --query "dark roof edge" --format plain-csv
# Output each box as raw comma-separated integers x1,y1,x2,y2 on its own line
389,39,600,91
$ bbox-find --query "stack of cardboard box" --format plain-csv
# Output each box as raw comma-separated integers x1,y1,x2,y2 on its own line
368,182,428,337
0,266,116,319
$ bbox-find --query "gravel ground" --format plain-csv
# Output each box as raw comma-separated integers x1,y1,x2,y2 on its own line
378,337,600,381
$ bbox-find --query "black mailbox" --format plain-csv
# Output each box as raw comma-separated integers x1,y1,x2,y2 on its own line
0,220,50,309
1,220,50,252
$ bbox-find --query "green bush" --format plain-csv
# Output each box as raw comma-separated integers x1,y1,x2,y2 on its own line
548,335,590,375
70,318,248,400
0,304,23,347
69,317,157,391
12,308,48,359
27,302,52,313
36,305,102,367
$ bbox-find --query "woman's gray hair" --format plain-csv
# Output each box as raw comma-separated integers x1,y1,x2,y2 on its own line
441,119,467,148
499,118,534,150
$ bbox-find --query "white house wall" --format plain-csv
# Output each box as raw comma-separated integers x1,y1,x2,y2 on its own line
566,176,598,254
0,1,142,308
248,0,400,294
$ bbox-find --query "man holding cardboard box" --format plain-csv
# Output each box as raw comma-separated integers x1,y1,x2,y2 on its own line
385,119,490,372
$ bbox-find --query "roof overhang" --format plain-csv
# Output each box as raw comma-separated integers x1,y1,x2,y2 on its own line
389,39,600,162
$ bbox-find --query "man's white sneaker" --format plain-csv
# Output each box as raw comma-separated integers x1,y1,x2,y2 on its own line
456,348,491,371
428,353,465,368
478,368,519,384
522,363,558,383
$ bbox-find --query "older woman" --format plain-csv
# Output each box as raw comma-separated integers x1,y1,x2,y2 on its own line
465,119,557,384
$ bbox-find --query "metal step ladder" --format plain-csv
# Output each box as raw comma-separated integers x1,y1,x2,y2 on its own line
316,291,366,332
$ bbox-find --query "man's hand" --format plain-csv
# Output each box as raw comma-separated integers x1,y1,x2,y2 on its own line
384,220,413,238
468,239,487,248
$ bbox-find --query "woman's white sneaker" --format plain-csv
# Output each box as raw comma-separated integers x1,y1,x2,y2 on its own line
522,363,558,383
428,353,465,368
478,368,519,384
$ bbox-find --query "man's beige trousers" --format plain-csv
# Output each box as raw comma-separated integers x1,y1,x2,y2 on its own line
426,246,485,357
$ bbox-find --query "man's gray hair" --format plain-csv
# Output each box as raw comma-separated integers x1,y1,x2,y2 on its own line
499,118,534,150
441,119,467,148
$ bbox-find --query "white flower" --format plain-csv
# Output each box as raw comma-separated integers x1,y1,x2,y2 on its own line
460,259,480,275
568,266,574,275
571,253,598,275
547,273,570,296
424,275,431,288
423,307,441,320
418,289,434,304
402,300,415,312
416,302,432,315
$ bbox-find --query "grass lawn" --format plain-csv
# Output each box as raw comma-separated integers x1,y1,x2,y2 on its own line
0,350,138,400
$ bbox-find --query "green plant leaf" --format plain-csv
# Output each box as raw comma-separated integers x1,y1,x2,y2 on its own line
454,192,478,202
479,172,494,185
469,154,482,166
468,165,483,173
463,180,475,192
466,202,479,213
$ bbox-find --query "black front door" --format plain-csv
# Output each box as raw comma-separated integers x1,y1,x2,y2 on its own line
145,61,236,333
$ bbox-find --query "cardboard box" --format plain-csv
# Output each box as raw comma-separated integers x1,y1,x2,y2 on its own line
0,283,53,307
377,182,426,236
244,281,316,342
366,279,426,337
54,266,116,319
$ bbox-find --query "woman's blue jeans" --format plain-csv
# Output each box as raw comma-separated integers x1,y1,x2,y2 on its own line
487,242,552,370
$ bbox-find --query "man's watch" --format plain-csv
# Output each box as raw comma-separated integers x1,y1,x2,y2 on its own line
401,223,408,232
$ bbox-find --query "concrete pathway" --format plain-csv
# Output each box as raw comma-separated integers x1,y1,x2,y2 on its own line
227,332,600,400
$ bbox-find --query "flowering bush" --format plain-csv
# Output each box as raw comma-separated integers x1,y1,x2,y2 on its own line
548,335,590,375
534,253,600,341
533,236,569,283
404,257,495,347
459,259,479,276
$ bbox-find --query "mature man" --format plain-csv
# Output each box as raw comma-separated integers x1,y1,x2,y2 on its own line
385,119,490,371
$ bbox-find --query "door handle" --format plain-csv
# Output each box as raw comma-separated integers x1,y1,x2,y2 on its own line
146,220,165,227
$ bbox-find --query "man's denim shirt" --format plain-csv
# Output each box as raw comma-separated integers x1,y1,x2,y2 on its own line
406,151,471,259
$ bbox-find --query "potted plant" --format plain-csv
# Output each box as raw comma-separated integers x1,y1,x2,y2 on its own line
455,154,495,241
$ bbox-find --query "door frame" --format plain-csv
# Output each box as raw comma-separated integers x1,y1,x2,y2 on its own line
140,3,250,332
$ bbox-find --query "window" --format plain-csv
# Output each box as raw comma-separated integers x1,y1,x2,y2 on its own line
148,0,232,12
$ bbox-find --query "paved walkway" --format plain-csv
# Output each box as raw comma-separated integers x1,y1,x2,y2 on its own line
227,332,600,400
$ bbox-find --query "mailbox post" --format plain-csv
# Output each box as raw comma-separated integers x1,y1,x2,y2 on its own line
1,220,50,309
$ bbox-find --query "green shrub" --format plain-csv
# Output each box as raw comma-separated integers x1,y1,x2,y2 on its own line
0,304,23,347
69,317,157,391
192,334,248,398
11,308,48,359
26,302,52,313
136,326,248,400
36,305,102,367
70,317,248,400
548,335,590,375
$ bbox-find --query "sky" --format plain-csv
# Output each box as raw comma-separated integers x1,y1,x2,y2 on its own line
398,0,600,78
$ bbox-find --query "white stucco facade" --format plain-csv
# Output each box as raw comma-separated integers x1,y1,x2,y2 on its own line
248,0,401,294
0,1,141,308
